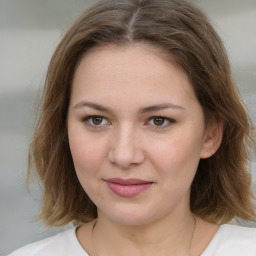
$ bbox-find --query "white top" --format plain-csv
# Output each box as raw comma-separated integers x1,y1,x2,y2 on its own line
8,224,256,256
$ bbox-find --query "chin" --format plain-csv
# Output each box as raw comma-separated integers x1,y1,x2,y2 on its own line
99,203,159,226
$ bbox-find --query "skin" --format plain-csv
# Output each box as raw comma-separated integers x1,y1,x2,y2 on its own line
67,43,222,256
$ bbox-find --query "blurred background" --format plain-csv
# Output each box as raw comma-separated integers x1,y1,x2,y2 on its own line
0,0,255,255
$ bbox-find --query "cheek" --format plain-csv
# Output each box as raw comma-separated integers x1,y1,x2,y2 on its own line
68,131,108,200
152,134,202,164
68,129,106,176
148,128,204,181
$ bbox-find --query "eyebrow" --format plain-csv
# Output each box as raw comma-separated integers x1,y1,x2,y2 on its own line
74,101,113,113
140,103,184,113
73,101,184,113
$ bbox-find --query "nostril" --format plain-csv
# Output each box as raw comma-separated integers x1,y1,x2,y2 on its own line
107,128,145,168
108,145,145,169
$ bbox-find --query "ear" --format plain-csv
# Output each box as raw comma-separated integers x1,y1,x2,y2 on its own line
200,114,224,159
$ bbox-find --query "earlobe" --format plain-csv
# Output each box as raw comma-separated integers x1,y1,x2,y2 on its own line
200,114,224,159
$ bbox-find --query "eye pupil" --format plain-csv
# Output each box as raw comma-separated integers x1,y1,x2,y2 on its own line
92,117,103,125
153,117,164,126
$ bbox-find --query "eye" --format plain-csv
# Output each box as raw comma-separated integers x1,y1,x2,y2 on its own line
147,116,175,128
83,115,109,127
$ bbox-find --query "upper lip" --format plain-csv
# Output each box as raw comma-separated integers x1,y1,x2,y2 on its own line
104,178,153,185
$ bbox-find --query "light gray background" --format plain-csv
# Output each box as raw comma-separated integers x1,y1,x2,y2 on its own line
1,0,256,255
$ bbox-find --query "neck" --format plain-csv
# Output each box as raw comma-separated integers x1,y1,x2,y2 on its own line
92,209,196,256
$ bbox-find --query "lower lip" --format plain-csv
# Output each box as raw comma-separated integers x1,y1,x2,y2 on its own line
106,182,153,197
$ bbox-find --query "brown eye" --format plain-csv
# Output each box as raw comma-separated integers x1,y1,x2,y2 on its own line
92,116,103,125
153,117,165,126
147,116,174,128
83,116,109,127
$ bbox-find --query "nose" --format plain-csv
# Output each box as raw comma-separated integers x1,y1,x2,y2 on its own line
108,125,145,169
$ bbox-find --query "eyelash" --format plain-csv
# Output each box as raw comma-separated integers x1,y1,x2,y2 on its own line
146,116,175,129
81,115,175,129
82,115,110,129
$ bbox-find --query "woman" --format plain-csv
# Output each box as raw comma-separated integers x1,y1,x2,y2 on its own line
9,0,256,255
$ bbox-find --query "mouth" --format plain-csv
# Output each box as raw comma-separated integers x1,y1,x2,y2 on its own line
104,178,154,197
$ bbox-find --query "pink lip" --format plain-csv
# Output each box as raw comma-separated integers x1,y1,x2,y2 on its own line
104,178,153,197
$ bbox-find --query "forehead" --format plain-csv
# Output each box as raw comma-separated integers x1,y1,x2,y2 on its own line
70,43,198,109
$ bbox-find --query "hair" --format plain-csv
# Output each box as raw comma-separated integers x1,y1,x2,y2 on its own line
28,0,255,226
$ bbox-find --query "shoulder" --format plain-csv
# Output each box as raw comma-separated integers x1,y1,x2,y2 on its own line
7,228,88,256
202,224,256,256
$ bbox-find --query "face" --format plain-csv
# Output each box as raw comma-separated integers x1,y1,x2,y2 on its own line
67,44,211,226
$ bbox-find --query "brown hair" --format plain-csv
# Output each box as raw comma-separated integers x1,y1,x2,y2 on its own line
28,0,255,226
